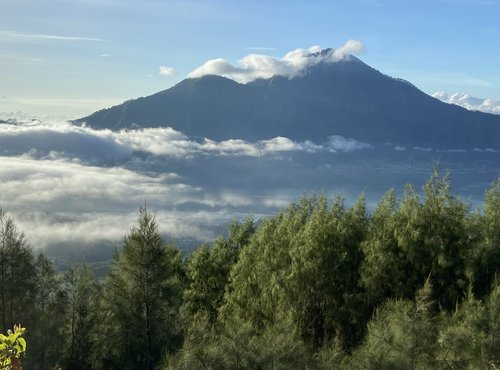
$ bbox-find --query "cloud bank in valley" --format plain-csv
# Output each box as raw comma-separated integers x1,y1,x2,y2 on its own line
432,92,500,115
0,120,372,161
0,155,248,247
187,40,366,83
1,117,497,252
0,118,375,249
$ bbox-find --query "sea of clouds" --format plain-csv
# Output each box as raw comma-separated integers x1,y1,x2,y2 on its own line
0,117,375,249
0,116,498,253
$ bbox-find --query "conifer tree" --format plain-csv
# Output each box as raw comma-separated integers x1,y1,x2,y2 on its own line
182,217,254,326
469,179,500,297
62,264,101,370
28,254,66,370
353,278,437,369
0,209,35,333
103,207,184,370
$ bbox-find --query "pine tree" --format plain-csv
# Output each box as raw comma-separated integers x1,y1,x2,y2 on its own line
353,278,437,370
0,209,35,333
62,264,101,370
28,254,66,370
182,217,254,326
469,179,500,297
102,207,184,370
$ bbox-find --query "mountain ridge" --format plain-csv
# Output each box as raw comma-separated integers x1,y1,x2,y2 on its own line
76,55,500,150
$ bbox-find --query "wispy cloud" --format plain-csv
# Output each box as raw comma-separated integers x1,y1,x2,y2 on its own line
0,30,107,42
188,40,366,83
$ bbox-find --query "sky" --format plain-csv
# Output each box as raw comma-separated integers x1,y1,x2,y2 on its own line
1,0,499,117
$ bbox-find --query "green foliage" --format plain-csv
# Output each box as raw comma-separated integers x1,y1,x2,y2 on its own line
2,171,500,369
361,189,408,302
0,209,35,334
166,315,311,370
102,207,184,370
288,194,368,348
362,170,472,312
223,195,368,349
353,278,437,370
181,217,254,326
62,264,101,370
468,179,500,298
28,254,66,370
0,325,26,370
482,279,500,368
436,287,484,369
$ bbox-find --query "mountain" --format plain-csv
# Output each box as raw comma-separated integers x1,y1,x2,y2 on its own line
76,53,500,150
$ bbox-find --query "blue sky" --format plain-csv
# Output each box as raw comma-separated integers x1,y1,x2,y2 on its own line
1,0,499,116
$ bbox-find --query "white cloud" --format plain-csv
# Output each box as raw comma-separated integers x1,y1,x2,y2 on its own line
0,155,255,247
0,120,372,160
432,92,500,115
187,40,366,83
331,39,366,60
327,135,373,152
159,65,176,77
0,119,375,249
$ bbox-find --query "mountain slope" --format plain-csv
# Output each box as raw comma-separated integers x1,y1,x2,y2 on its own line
76,56,500,149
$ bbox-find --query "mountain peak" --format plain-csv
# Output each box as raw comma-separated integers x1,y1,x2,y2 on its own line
76,57,500,150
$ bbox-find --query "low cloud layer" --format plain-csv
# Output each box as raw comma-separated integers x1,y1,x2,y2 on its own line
432,92,500,115
1,117,498,253
0,119,373,249
0,155,269,247
0,120,372,162
187,40,366,83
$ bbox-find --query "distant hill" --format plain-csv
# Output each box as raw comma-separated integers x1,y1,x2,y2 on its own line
76,53,500,150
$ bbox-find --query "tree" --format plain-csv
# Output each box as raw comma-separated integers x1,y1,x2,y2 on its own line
363,171,471,310
102,207,184,370
482,279,500,368
223,195,368,349
0,209,35,334
435,287,484,369
468,179,500,297
181,217,254,326
27,254,66,370
353,279,437,370
62,264,101,370
288,194,368,348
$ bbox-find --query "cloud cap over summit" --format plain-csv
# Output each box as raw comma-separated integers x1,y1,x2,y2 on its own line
187,41,366,83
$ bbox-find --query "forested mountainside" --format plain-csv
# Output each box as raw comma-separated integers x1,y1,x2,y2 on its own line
2,171,500,369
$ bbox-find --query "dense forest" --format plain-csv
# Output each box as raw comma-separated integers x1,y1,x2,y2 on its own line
1,170,500,369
